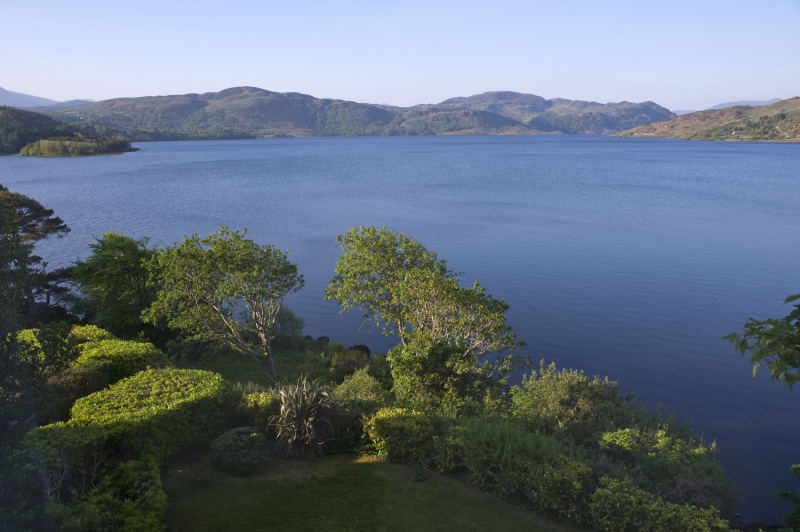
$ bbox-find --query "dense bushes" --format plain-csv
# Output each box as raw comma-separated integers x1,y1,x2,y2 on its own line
589,478,731,531
210,427,270,475
511,360,642,445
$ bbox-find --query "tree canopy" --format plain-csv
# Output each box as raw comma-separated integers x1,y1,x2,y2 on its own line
726,294,800,389
144,227,304,381
72,232,157,339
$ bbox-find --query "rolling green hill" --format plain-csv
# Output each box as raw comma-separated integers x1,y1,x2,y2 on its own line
616,97,800,141
34,87,675,140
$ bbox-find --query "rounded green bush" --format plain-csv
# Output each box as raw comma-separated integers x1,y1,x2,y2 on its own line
210,427,269,475
75,339,168,381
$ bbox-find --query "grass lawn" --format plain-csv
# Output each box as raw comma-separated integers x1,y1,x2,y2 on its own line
163,452,577,532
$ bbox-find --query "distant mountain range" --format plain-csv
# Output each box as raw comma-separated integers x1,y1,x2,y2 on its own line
0,86,60,107
21,87,676,140
673,98,783,116
617,97,800,141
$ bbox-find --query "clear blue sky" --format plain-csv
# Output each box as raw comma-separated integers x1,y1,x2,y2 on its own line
3,0,798,111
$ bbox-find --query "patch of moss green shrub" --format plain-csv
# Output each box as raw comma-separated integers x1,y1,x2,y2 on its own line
365,407,437,466
210,427,270,475
75,339,168,382
69,368,230,460
589,477,731,531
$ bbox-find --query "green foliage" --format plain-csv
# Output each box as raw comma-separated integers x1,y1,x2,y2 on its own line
599,427,734,510
210,427,270,476
443,418,561,490
46,458,166,531
145,226,304,381
331,347,369,382
75,339,168,382
511,360,642,445
234,385,278,433
69,324,116,344
328,226,526,415
271,376,332,458
333,367,390,410
326,226,449,342
16,322,81,390
0,106,71,154
777,463,800,529
273,305,305,340
726,294,800,389
69,368,230,460
589,477,731,531
72,232,158,340
364,407,437,467
19,135,134,156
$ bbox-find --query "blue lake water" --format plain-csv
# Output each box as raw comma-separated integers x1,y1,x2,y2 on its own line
2,135,799,523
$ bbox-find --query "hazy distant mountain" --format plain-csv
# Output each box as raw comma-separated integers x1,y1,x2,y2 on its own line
708,98,781,110
617,97,800,141
0,87,60,107
36,87,675,140
673,98,783,116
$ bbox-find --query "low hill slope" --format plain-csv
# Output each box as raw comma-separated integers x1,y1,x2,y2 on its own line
617,97,800,141
37,87,675,140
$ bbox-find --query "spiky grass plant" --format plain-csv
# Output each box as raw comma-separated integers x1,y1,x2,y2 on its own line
271,376,332,458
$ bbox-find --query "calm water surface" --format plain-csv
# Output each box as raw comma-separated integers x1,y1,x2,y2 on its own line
3,135,798,523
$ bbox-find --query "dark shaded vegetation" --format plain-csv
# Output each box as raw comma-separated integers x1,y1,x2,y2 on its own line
30,86,676,140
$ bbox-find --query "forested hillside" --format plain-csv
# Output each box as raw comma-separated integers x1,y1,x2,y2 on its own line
617,97,800,141
0,106,135,155
33,87,676,140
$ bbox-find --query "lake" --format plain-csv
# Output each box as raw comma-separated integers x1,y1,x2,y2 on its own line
3,135,798,523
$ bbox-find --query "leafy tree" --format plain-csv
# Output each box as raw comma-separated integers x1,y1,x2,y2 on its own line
326,226,525,413
0,184,71,319
728,294,800,527
144,227,303,381
73,232,158,339
325,226,449,345
726,294,800,388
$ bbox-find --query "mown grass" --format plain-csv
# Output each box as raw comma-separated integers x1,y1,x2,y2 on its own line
163,453,577,532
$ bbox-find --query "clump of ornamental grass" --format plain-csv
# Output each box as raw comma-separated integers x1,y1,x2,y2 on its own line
270,376,332,458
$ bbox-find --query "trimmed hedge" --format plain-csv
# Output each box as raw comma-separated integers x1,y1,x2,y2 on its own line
69,325,117,345
75,339,168,382
69,368,230,460
364,407,437,466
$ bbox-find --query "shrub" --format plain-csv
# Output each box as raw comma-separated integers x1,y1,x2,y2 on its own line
511,360,642,445
210,427,270,475
331,348,368,382
69,368,230,460
364,407,437,467
326,368,391,453
589,477,731,531
271,376,332,458
333,367,390,410
35,363,113,424
449,418,561,491
517,454,594,524
599,427,737,513
234,385,278,433
69,325,116,345
75,339,168,382
46,458,167,531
